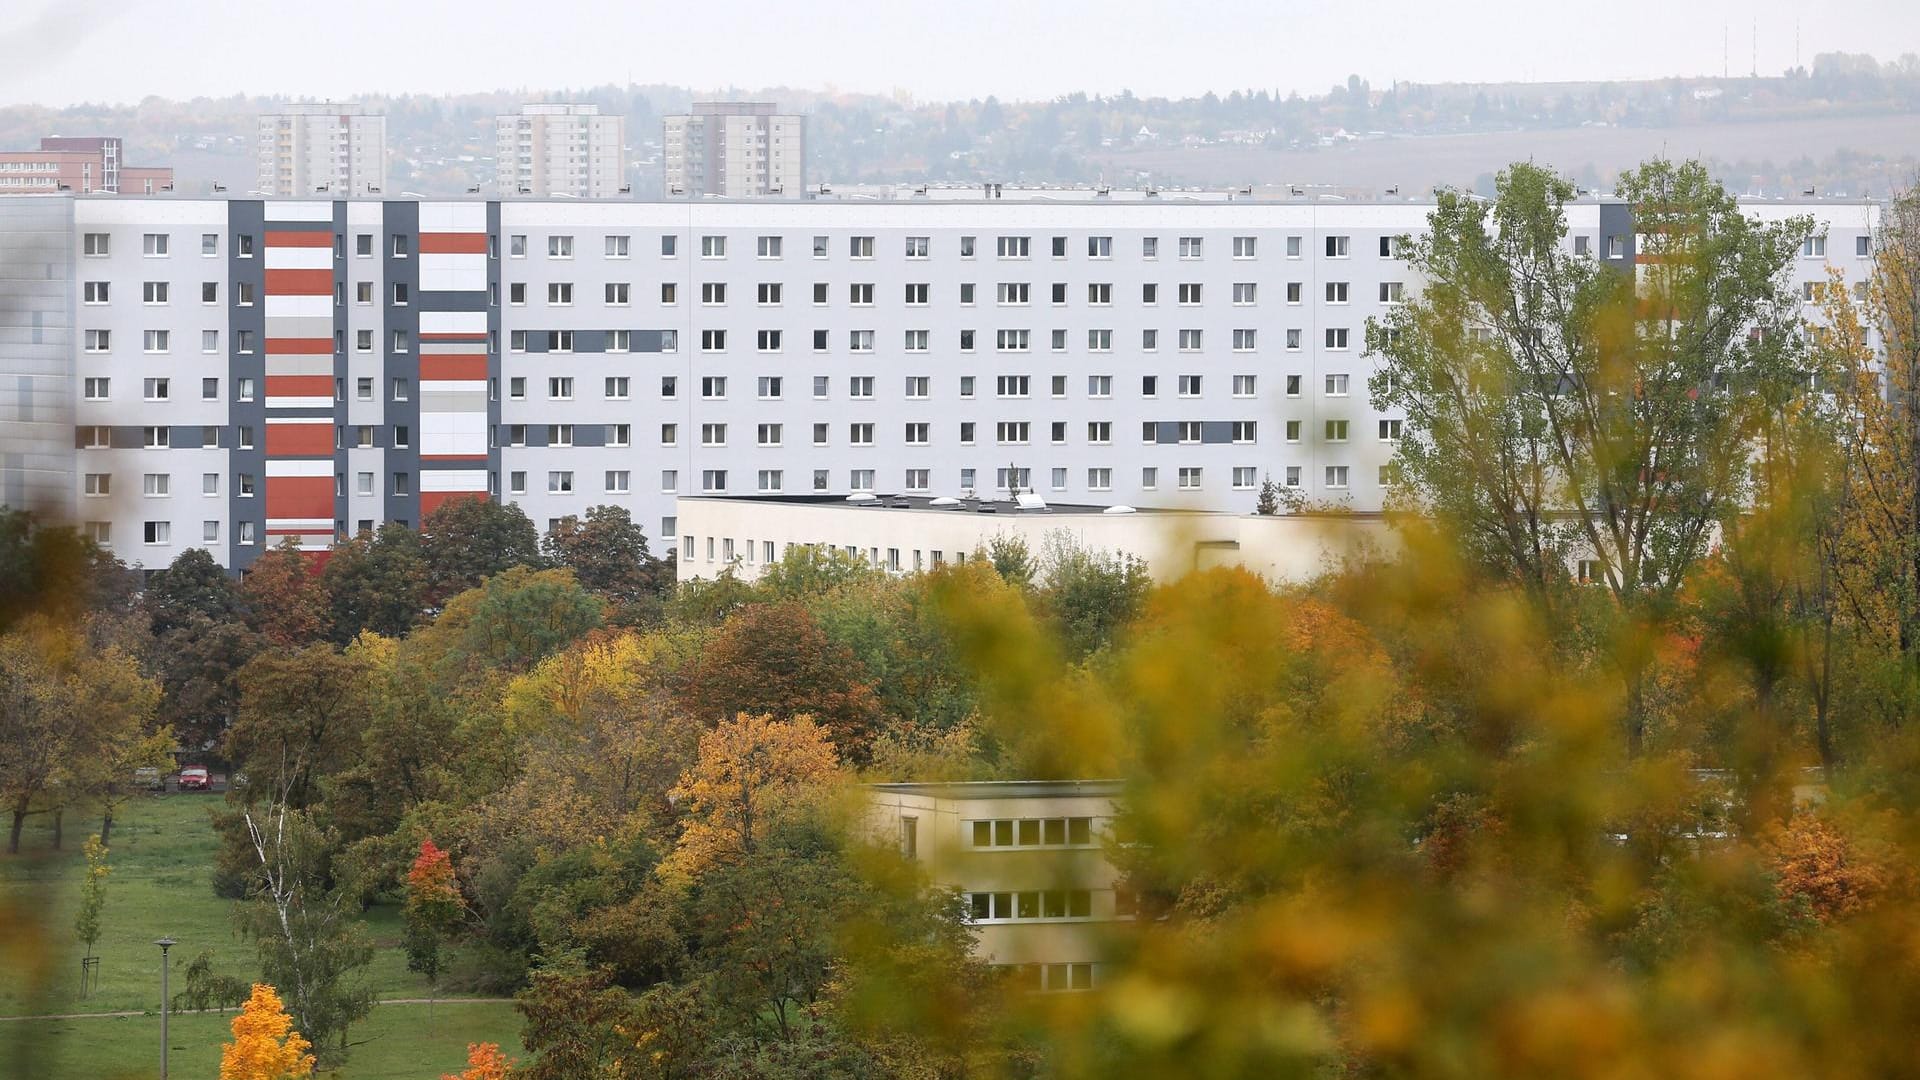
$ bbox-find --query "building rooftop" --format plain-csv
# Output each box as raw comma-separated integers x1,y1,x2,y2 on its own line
867,779,1126,799
680,493,1198,517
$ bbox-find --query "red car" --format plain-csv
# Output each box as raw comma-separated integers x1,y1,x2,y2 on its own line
178,766,211,791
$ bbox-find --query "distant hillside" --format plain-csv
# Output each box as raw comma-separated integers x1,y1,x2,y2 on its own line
2,51,1914,196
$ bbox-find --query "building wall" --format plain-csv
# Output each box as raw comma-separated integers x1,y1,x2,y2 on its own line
495,107,629,199
57,194,1879,570
257,110,387,198
867,782,1124,985
0,197,76,518
663,106,804,197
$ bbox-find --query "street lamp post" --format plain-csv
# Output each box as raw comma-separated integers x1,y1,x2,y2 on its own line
154,937,176,1079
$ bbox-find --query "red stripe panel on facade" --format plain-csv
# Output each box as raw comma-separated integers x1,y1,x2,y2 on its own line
265,423,334,456
264,268,334,295
266,337,335,355
265,231,334,247
419,354,489,380
420,490,488,517
266,374,335,398
419,233,488,254
265,477,333,520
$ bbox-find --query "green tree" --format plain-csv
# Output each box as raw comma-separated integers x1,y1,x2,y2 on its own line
1368,159,1815,754
1037,532,1152,659
421,496,545,607
541,503,668,614
675,604,883,756
415,566,605,681
225,644,369,811
320,523,427,642
73,834,109,991
144,546,244,635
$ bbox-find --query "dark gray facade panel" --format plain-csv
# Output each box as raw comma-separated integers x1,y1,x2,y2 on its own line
227,200,267,569
382,201,421,526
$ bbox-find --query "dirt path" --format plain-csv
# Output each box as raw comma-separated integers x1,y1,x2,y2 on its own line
0,997,513,1022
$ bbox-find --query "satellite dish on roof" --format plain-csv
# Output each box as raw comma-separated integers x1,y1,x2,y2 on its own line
846,492,877,503
1102,505,1137,515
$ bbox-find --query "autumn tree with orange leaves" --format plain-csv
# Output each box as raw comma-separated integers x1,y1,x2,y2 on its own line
219,983,314,1080
441,1041,514,1080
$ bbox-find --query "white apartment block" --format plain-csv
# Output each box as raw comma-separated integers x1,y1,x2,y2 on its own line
256,104,387,197
663,103,804,198
867,780,1125,992
0,191,1877,573
496,105,628,199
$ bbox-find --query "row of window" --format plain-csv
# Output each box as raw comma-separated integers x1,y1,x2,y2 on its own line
671,463,1381,499
970,817,1097,848
504,279,1409,307
84,520,256,547
967,890,1094,922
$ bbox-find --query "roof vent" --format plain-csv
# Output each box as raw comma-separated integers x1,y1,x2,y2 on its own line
929,496,961,508
1015,492,1048,511
846,492,877,503
1102,505,1138,515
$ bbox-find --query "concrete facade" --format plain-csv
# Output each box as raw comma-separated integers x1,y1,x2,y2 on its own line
867,780,1125,990
256,105,388,198
27,192,1879,572
663,103,804,198
495,105,628,199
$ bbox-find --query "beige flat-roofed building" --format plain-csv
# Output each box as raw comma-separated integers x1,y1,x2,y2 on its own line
675,494,1398,586
496,104,628,199
256,104,386,197
663,102,804,198
867,780,1124,992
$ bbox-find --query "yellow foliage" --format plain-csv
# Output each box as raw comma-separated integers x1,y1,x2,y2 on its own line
219,983,314,1080
663,711,840,879
442,1041,514,1080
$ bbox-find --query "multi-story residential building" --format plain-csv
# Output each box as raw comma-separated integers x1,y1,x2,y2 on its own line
866,780,1125,991
256,104,388,197
663,103,804,198
0,136,172,195
495,105,628,199
0,191,1876,573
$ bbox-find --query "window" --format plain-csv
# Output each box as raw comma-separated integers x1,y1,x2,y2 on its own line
1326,281,1350,304
1087,421,1112,444
607,423,630,448
1179,374,1203,397
756,235,783,258
702,470,727,493
1575,235,1592,256
1607,235,1625,259
757,329,782,352
1178,329,1203,351
1177,421,1202,444
1286,420,1302,442
84,329,111,352
1087,328,1113,351
813,376,830,399
1178,236,1203,259
83,473,110,497
905,422,930,445
144,427,169,449
849,375,875,398
1232,374,1258,397
758,423,784,447
661,375,679,398
84,377,110,400
1380,235,1404,257
1326,373,1350,396
813,422,831,446
1326,235,1350,257
547,471,574,494
144,521,171,545
661,283,678,304
1233,466,1258,490
852,470,877,493
83,281,109,304
960,329,976,351
143,377,170,401
1857,235,1872,257
1179,282,1202,305
959,421,975,444
1142,282,1159,304
1326,466,1350,488
701,423,727,446
547,282,573,305
702,376,727,399
661,424,678,446
1051,235,1068,258
701,235,726,258
661,470,678,492
759,376,784,399
1233,235,1256,258
905,375,930,398
1287,329,1302,350
605,470,630,494
548,377,574,400
1142,374,1159,397
998,282,1030,305
1233,329,1257,351
142,473,170,497
997,421,1030,444
997,374,1030,398
661,235,678,257
143,330,169,353
83,233,109,256
758,282,783,305
996,329,1030,352
997,236,1030,258
905,329,929,351
757,469,784,492
1325,420,1350,442
1326,328,1351,350
701,329,726,352
142,281,169,305
850,330,875,352
1232,421,1257,443
508,282,527,305
1087,467,1112,491
1379,419,1403,441
1803,236,1827,258
1051,283,1067,305
701,282,727,305
850,422,874,445
604,282,630,305
1179,467,1203,489
143,233,169,256
1380,281,1405,303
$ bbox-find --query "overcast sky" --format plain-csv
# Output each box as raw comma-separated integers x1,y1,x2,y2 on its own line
3,0,1918,108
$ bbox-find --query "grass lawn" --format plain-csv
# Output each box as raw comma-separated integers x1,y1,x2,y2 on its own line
7,999,522,1079
1,795,523,1077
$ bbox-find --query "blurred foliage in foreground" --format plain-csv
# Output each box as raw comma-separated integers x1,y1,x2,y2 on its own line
5,164,1920,1078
